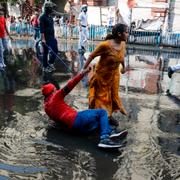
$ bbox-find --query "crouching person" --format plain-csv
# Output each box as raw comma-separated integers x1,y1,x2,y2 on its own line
41,68,127,149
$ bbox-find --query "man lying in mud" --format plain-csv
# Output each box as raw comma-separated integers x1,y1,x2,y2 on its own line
41,67,128,149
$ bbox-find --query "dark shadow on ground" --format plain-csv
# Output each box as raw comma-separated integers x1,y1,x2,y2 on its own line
166,90,180,107
45,123,125,179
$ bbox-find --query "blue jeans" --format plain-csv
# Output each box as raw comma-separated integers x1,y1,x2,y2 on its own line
73,109,112,140
42,38,58,68
0,38,8,66
34,27,40,40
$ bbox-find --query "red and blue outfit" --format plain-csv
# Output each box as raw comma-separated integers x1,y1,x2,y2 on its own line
42,72,113,140
0,16,8,68
30,15,40,40
0,16,6,38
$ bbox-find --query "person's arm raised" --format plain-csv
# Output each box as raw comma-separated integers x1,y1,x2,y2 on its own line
62,67,91,96
5,18,13,40
83,42,106,69
39,15,46,44
83,55,93,69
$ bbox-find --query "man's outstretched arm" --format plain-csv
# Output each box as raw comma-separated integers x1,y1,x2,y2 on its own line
62,68,91,97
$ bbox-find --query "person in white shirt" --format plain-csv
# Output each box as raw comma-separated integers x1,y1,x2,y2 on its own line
168,64,180,78
59,16,64,37
107,7,114,33
77,4,88,51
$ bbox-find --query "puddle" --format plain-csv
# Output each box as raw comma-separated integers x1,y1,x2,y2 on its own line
0,39,180,179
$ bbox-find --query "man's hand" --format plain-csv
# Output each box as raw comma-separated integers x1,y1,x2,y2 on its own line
121,68,126,74
9,35,13,41
41,37,46,44
41,33,46,44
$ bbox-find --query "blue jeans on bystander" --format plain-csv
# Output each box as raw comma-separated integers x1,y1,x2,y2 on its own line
0,38,8,68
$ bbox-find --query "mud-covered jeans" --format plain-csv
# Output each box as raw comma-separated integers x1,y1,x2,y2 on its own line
73,109,112,140
0,38,8,67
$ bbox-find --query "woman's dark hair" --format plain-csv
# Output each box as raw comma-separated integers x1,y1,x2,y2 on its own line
105,23,127,40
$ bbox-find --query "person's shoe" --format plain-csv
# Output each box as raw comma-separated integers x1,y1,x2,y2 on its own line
2,62,6,67
109,117,119,127
0,63,4,68
43,67,53,73
81,46,86,52
109,129,128,139
168,67,174,78
49,64,56,71
98,138,123,148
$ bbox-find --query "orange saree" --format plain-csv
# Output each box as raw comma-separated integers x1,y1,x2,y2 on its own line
88,41,127,117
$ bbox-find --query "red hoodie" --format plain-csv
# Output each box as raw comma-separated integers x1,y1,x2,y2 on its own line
0,16,6,38
43,72,84,129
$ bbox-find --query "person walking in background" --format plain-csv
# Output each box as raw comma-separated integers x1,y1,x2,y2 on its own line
53,15,60,38
30,11,40,40
39,0,58,73
22,16,28,37
107,7,114,34
42,67,128,149
15,17,22,37
59,15,64,37
0,6,12,69
168,64,180,78
83,23,129,126
77,4,88,51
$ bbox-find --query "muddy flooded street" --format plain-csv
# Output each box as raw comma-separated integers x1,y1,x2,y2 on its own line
0,39,180,180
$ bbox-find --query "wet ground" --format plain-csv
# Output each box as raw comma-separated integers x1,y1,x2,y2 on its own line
0,39,180,180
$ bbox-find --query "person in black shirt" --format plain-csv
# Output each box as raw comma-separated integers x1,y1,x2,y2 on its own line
39,0,58,73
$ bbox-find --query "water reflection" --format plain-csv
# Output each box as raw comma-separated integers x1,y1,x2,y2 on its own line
0,69,15,122
0,39,179,180
44,127,119,179
7,39,180,95
158,137,180,156
158,110,180,134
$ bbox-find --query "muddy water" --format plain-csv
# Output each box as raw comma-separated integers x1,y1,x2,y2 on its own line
0,39,180,180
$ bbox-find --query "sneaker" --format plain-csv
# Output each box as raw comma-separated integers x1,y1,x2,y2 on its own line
168,67,174,78
49,64,56,70
2,62,6,67
43,67,53,73
109,129,128,139
80,46,86,52
109,117,119,127
0,63,4,68
98,138,123,148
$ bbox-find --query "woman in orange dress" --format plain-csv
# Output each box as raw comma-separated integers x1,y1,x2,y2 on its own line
83,23,129,126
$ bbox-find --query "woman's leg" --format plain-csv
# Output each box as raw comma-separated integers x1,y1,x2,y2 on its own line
111,70,127,115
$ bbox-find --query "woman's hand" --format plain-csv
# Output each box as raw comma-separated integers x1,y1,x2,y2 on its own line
81,67,91,74
121,68,126,74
